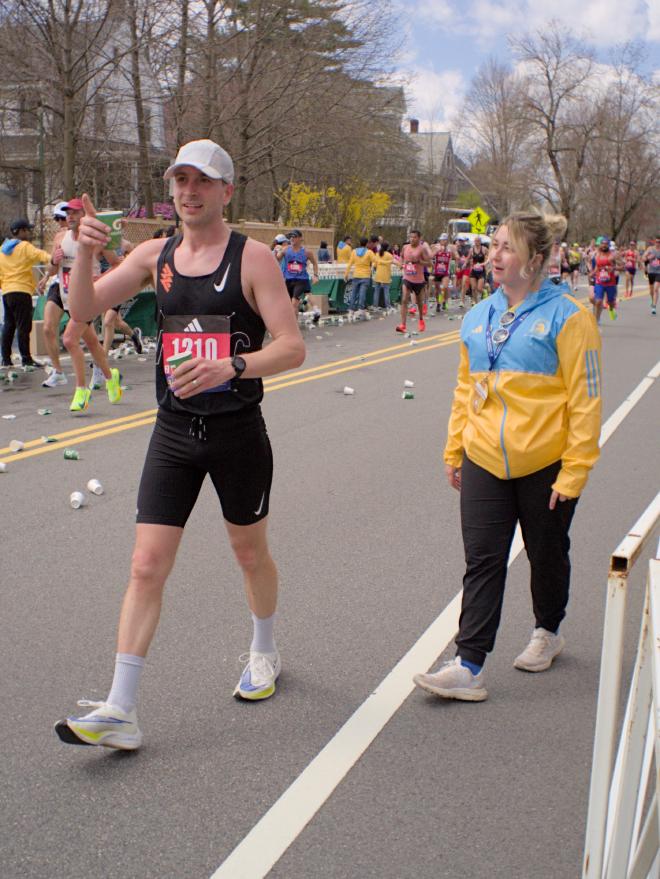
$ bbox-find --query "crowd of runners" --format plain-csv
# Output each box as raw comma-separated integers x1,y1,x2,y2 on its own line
331,232,659,332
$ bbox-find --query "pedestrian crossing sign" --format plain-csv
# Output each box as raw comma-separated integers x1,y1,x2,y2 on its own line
467,207,490,235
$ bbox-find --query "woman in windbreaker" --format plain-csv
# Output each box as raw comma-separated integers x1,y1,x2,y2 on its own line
414,211,602,702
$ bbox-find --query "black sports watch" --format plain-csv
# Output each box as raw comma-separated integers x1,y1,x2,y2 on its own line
231,354,247,379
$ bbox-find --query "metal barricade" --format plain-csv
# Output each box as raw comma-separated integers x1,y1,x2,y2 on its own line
583,493,660,879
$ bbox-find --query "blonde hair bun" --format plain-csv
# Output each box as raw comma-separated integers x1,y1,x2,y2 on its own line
544,213,568,241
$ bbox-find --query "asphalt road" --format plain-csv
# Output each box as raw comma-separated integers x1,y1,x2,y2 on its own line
1,286,658,879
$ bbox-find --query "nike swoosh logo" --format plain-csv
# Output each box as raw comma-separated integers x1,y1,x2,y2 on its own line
254,492,266,517
214,265,230,292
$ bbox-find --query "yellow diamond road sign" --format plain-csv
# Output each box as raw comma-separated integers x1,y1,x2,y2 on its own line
467,207,490,235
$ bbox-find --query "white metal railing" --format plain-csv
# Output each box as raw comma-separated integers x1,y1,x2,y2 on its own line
583,493,660,879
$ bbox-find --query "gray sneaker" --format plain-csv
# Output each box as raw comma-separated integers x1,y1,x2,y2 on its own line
514,628,565,672
413,657,488,701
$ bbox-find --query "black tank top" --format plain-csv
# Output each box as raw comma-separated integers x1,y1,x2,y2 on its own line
155,231,266,416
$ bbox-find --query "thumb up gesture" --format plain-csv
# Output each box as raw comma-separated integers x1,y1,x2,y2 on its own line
77,193,111,252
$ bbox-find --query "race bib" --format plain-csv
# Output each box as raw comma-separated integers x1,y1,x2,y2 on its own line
287,260,303,274
472,263,484,272
651,259,660,270
404,261,416,275
597,269,611,283
161,314,231,394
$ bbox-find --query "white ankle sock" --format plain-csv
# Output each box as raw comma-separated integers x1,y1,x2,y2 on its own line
250,612,277,654
107,653,145,712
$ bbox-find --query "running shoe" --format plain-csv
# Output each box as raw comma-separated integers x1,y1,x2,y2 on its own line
88,364,104,390
422,303,428,316
69,387,91,412
55,700,142,750
514,628,565,672
436,303,443,313
652,306,657,315
395,324,407,334
106,367,122,404
413,657,487,702
233,650,281,701
408,306,417,315
42,370,68,388
418,319,426,332
609,306,618,320
131,326,143,353
22,358,42,368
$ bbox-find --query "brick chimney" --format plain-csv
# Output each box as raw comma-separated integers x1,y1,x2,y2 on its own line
409,118,419,134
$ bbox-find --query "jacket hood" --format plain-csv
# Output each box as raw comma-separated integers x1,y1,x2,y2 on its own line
1,238,22,256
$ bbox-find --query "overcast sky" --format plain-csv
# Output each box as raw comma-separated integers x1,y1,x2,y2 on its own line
395,0,660,132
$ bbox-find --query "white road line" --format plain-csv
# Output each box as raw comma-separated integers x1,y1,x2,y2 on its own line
211,358,660,879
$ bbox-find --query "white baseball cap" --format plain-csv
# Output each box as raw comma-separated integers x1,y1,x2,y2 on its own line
53,201,69,219
440,233,448,240
164,139,234,183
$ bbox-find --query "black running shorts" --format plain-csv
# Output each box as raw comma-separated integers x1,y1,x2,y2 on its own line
136,406,273,527
403,280,425,295
285,279,311,299
46,283,65,311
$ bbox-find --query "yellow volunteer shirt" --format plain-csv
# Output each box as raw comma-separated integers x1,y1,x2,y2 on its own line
374,252,393,283
0,240,51,295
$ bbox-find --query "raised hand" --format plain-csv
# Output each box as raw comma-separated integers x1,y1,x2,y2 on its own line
77,193,111,251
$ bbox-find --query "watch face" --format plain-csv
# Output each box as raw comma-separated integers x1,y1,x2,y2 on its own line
233,355,246,375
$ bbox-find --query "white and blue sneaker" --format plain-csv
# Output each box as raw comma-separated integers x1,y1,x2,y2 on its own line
413,657,488,702
233,651,281,701
54,700,142,749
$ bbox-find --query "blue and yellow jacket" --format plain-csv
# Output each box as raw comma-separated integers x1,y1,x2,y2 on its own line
444,280,602,498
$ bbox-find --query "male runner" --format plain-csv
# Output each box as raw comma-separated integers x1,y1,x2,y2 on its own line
455,236,471,307
568,242,581,293
281,229,319,313
589,237,622,323
45,198,122,409
55,139,306,749
430,234,453,312
396,229,431,334
623,241,639,299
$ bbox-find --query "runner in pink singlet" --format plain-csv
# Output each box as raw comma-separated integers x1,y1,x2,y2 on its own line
397,229,432,334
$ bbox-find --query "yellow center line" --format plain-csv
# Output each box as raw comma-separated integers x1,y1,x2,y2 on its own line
6,417,158,463
262,328,460,384
264,335,460,391
0,408,158,455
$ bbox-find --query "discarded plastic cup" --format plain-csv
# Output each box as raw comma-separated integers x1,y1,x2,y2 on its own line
86,479,104,496
63,449,80,460
70,491,87,509
41,436,57,444
343,386,355,395
9,440,24,452
37,408,52,416
2,414,16,420
0,462,8,473
402,390,415,400
404,380,415,388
